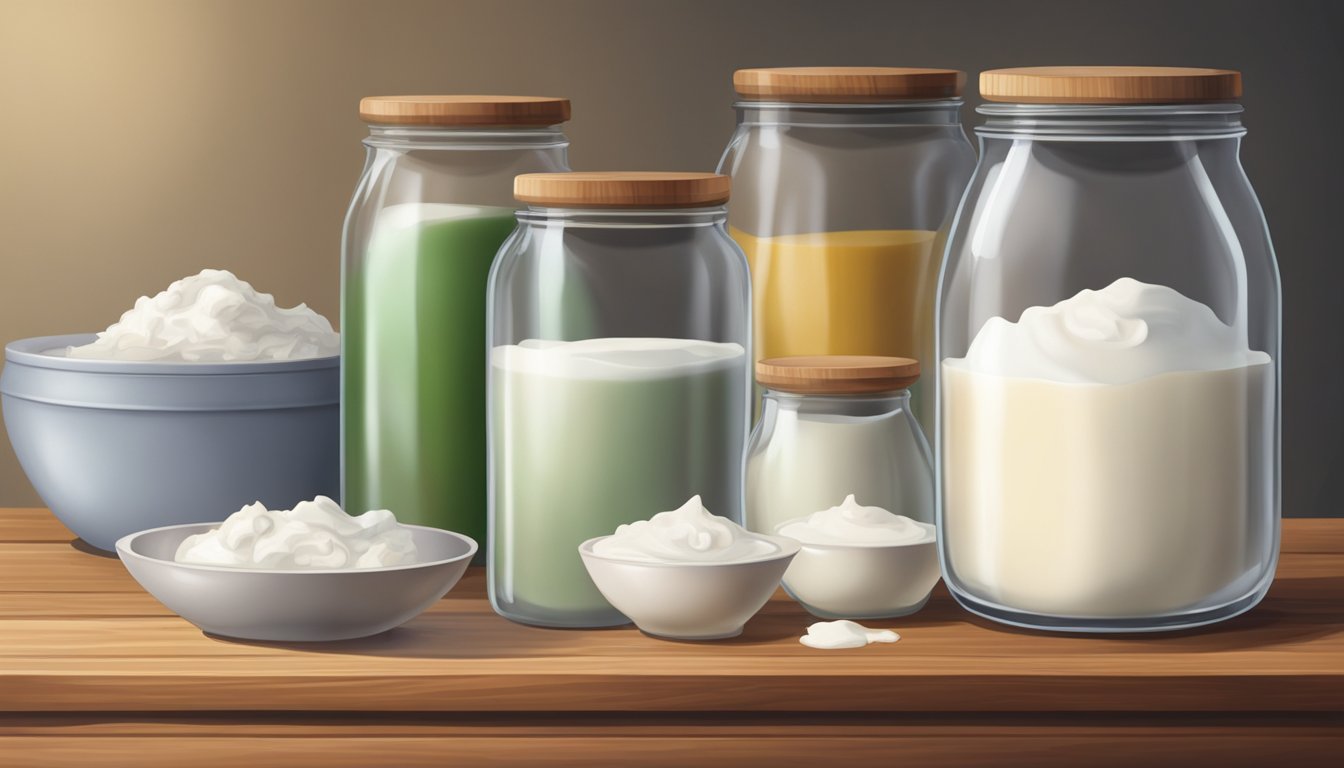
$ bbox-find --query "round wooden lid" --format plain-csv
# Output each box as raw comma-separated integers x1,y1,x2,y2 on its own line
514,172,730,208
979,67,1241,104
756,356,921,395
734,67,965,103
358,95,571,126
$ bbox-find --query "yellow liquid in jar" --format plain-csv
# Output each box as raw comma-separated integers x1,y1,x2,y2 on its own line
730,225,940,370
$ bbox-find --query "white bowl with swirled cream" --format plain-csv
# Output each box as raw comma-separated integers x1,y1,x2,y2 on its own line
577,497,799,640
116,522,476,642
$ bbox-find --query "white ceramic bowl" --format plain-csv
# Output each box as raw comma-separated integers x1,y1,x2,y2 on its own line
117,522,477,642
578,536,799,640
775,519,941,619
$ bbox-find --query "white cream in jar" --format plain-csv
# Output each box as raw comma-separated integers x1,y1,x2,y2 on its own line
591,496,782,564
174,496,417,570
942,278,1274,617
778,495,935,546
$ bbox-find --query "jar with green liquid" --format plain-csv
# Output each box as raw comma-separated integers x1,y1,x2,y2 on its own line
342,96,571,555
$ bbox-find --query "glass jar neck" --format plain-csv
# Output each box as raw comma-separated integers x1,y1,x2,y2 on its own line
735,99,963,128
764,389,911,416
976,103,1246,140
515,206,727,229
363,123,570,151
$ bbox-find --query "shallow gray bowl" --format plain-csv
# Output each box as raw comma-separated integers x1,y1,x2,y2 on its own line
1,334,339,551
117,523,476,641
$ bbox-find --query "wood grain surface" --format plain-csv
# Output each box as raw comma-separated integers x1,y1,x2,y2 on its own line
0,509,1340,765
978,66,1243,104
513,171,731,208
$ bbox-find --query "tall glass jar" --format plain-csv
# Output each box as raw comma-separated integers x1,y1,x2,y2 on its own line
937,67,1280,632
487,172,752,628
717,67,976,430
745,356,933,536
342,96,570,556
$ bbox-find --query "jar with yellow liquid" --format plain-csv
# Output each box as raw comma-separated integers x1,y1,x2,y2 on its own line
717,67,975,429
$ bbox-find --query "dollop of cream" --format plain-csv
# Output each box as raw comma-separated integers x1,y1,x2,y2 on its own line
944,278,1270,384
174,496,417,569
778,495,935,547
591,495,783,563
66,269,339,362
800,620,900,650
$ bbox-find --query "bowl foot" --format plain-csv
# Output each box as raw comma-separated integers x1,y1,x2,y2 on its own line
637,625,744,641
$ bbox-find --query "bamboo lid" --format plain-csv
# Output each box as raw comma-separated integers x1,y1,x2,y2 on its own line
358,95,571,126
514,172,730,208
756,356,921,395
734,67,965,103
979,67,1241,104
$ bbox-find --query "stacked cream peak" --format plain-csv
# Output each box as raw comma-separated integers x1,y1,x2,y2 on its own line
943,278,1274,618
66,269,339,362
592,496,782,564
174,496,417,570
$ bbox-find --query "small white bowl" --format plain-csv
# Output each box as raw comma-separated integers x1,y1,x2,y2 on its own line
775,519,941,620
578,536,799,640
117,522,477,642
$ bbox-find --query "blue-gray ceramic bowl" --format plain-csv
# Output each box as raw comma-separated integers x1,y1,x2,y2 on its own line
1,334,339,551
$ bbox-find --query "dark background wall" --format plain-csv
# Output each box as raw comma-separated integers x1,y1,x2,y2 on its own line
0,0,1339,515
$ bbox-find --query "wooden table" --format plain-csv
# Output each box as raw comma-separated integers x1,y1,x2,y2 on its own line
0,509,1340,766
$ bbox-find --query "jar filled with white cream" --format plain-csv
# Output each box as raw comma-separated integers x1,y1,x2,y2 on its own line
937,67,1280,632
745,356,934,537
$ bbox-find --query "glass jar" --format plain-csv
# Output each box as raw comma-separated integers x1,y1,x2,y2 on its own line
937,67,1280,632
717,67,976,430
745,356,933,536
341,96,570,556
487,172,752,628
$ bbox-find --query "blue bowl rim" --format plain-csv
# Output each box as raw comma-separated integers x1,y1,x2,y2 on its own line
5,334,339,375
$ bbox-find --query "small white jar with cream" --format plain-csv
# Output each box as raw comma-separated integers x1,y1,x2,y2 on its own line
746,356,934,537
777,495,939,619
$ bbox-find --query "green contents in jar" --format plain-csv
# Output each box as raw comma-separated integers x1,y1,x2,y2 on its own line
343,203,518,548
489,337,748,627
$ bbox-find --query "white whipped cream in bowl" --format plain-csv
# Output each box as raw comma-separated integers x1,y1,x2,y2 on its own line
2,270,342,553
115,497,477,642
591,496,786,564
174,496,418,570
775,495,941,620
579,496,798,640
64,269,339,363
3,270,346,554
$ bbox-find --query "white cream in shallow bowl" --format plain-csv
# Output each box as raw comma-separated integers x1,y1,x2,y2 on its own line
776,495,939,619
578,496,798,640
116,498,476,642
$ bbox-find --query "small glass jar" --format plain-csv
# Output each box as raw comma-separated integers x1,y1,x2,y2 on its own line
487,172,752,628
746,356,933,536
937,67,1280,632
341,96,570,554
717,67,976,429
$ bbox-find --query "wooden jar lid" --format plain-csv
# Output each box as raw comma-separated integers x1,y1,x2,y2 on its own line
979,67,1242,104
756,356,921,395
734,67,965,103
514,172,730,208
358,95,571,126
